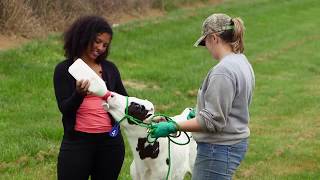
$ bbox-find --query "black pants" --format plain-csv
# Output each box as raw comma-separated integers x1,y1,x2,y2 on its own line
57,131,125,180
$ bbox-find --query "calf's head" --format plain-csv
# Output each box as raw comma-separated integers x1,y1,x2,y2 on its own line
102,92,154,123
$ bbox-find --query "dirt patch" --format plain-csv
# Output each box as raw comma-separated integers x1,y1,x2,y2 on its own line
187,89,198,97
0,35,28,51
110,9,164,26
123,80,160,90
179,0,223,9
123,80,149,90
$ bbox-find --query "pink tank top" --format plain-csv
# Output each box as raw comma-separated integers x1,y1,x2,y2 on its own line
75,95,112,133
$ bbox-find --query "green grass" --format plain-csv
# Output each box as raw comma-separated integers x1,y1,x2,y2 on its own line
1,0,320,179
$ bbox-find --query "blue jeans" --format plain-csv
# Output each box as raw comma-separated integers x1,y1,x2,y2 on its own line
192,138,248,180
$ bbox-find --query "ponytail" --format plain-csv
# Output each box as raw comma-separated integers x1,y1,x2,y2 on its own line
230,17,245,53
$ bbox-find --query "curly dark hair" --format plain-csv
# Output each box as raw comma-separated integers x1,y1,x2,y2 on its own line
63,15,113,63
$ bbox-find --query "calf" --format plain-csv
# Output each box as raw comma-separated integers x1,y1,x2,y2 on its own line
103,92,196,180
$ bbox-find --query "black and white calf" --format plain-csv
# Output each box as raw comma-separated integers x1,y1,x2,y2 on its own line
102,92,196,180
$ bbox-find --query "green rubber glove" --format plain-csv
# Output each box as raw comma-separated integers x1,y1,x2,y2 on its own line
150,121,178,138
187,108,196,120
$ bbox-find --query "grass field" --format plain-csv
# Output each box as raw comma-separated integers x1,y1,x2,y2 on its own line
1,0,320,179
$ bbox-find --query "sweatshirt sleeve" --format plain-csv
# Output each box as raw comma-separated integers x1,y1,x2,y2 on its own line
53,62,84,115
196,74,235,133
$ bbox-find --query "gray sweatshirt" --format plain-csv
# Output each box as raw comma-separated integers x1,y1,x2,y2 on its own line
193,53,255,145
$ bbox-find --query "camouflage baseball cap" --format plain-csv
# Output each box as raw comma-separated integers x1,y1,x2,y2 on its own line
194,13,234,47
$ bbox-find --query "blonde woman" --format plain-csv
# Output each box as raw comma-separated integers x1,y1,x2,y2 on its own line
151,13,255,179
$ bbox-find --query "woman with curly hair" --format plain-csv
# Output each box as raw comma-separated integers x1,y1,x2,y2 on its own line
53,15,127,180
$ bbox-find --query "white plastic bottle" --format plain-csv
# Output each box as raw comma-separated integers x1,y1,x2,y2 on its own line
68,58,109,97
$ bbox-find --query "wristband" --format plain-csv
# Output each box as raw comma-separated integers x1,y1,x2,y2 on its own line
102,91,112,100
